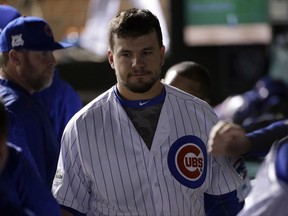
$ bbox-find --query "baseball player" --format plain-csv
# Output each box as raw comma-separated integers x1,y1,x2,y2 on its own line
53,8,243,216
238,135,288,216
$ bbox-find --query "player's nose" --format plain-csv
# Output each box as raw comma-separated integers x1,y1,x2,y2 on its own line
48,52,57,67
131,54,145,69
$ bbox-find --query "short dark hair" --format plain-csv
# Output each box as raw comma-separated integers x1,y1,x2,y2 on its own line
108,8,163,51
165,61,212,99
0,98,8,137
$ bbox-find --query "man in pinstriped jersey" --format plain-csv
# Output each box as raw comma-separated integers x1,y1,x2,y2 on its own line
53,8,244,216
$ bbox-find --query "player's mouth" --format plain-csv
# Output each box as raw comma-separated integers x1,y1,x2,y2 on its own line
129,70,150,77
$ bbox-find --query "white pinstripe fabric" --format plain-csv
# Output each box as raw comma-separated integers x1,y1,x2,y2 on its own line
238,140,288,216
53,84,242,216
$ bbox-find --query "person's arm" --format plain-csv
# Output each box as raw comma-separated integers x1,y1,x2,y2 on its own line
204,190,243,216
245,120,288,157
275,137,288,183
6,143,61,216
52,121,90,216
208,120,288,157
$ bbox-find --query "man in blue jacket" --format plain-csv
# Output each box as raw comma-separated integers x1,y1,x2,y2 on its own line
0,98,61,216
0,4,83,144
0,15,72,188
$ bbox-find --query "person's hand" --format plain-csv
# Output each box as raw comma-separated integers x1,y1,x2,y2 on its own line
208,121,252,157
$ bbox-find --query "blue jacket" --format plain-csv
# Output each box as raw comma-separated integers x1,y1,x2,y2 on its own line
36,70,82,142
0,143,61,216
0,79,59,188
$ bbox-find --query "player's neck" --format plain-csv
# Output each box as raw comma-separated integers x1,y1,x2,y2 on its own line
117,81,164,101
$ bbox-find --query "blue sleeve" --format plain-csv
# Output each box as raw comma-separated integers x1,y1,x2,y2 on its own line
204,190,243,216
245,120,288,157
275,138,288,183
11,145,61,216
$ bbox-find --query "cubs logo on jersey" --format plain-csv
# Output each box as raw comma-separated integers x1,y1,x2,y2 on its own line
168,135,207,188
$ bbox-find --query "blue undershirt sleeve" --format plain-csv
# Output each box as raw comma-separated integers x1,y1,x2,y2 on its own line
204,190,243,216
245,120,288,157
275,139,288,184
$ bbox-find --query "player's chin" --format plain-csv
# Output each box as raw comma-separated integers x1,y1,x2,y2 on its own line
128,81,155,93
47,68,55,77
41,69,54,82
35,77,53,91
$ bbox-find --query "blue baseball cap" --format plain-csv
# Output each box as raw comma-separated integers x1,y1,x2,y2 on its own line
0,5,21,33
0,16,73,52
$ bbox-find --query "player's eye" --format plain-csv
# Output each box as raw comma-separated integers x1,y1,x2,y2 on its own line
120,51,131,57
41,51,49,56
144,51,151,55
143,49,153,56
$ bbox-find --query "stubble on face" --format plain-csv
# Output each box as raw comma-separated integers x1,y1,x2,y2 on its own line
112,33,164,95
21,51,54,92
123,67,161,93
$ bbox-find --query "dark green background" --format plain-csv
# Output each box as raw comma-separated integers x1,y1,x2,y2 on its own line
184,0,268,25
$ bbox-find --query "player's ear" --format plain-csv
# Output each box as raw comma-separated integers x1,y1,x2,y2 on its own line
107,49,115,70
9,49,22,66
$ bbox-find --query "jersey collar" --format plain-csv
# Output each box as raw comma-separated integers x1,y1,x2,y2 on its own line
113,85,166,108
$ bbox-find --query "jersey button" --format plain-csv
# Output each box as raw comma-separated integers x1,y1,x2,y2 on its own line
154,182,159,187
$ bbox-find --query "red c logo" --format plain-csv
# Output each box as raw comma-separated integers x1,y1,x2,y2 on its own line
177,144,203,180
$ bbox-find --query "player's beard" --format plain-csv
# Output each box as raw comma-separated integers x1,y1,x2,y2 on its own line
124,69,161,93
21,56,54,92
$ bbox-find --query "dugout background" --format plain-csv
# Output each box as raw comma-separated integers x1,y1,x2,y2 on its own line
2,0,288,107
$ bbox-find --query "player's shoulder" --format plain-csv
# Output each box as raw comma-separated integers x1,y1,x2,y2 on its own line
82,86,113,111
67,86,114,124
0,84,21,109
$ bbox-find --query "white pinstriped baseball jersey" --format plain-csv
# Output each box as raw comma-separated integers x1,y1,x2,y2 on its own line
238,138,288,216
52,84,243,216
